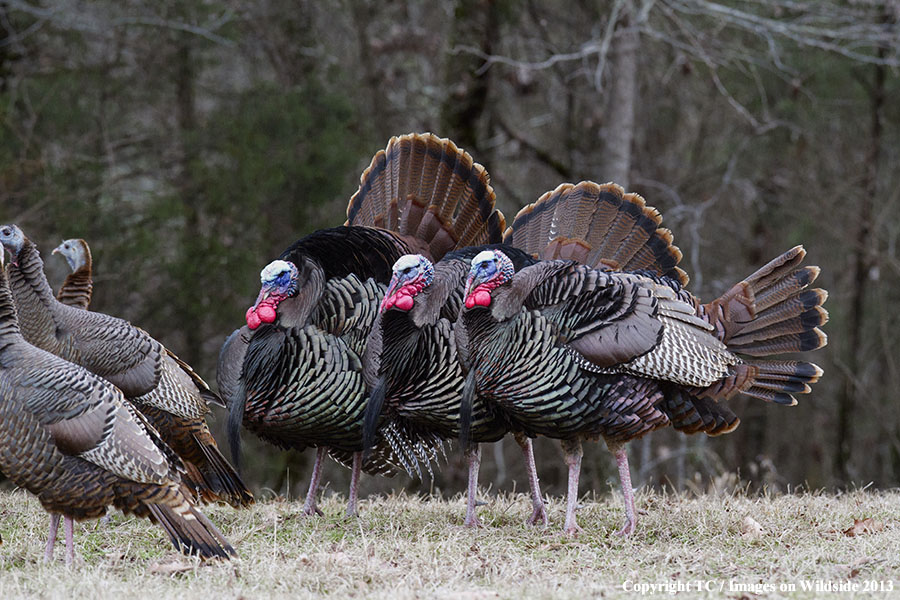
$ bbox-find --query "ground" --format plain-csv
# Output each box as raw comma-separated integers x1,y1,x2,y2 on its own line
0,488,897,599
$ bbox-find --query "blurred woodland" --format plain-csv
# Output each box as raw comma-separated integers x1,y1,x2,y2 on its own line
2,0,899,501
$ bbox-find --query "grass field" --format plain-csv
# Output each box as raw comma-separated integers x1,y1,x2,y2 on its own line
0,487,897,599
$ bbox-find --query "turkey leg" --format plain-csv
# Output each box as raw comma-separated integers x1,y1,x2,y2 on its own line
302,447,327,516
346,451,362,517
561,438,584,536
64,516,75,567
463,444,482,528
607,440,637,536
513,432,548,527
44,513,61,562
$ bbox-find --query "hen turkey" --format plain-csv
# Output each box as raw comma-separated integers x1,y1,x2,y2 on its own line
0,248,235,564
219,133,506,516
456,181,827,535
50,237,253,508
52,238,92,310
0,225,163,399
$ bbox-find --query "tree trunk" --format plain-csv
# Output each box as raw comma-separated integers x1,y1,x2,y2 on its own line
598,0,639,188
835,39,885,484
175,39,203,363
440,0,498,156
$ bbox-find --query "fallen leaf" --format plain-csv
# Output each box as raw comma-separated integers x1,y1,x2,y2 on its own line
148,560,194,576
843,518,884,537
848,556,877,579
740,516,764,539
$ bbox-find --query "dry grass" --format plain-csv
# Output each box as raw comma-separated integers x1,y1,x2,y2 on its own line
1,487,898,599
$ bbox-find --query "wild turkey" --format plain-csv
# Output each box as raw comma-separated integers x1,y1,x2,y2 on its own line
220,133,506,516
1,227,253,508
0,248,235,564
456,181,828,535
364,244,551,526
52,238,92,309
365,244,560,527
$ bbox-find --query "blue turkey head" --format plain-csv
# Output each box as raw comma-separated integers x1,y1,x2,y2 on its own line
245,259,300,329
381,254,434,312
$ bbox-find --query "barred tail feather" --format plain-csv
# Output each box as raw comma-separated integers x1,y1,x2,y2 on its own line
146,502,236,560
503,181,688,284
692,245,828,404
693,359,823,406
193,433,254,507
661,387,741,436
346,133,506,262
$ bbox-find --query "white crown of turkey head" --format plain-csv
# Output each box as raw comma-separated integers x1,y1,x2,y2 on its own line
393,254,422,274
246,260,300,330
381,254,434,312
0,224,26,264
464,249,514,308
52,239,89,272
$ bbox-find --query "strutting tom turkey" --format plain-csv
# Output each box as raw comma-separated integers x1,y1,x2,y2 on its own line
50,237,253,508
218,133,507,516
0,245,235,565
363,243,554,527
455,181,827,535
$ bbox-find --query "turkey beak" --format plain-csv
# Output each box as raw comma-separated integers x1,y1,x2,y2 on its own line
463,271,482,300
251,287,272,310
380,273,402,312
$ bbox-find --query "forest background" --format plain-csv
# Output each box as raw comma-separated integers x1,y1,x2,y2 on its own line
1,0,899,503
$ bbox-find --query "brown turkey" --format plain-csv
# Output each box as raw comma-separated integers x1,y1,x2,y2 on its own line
219,133,507,516
50,237,253,508
52,238,92,310
0,225,162,399
455,181,828,536
0,247,235,565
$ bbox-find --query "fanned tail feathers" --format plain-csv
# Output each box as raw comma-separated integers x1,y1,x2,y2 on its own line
697,246,828,405
346,133,506,260
503,181,688,285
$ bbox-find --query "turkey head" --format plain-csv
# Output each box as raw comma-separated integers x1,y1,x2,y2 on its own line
245,256,323,330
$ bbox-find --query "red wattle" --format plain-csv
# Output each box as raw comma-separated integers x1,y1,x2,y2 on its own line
257,304,277,323
246,307,262,330
473,289,492,307
465,295,476,309
395,294,414,311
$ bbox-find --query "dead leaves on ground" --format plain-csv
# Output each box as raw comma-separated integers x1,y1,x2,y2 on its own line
739,516,764,540
842,518,885,537
737,514,888,541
